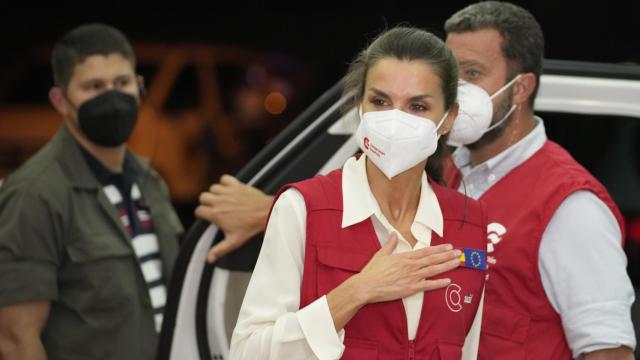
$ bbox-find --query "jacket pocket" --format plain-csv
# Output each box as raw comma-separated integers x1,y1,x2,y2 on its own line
479,304,530,360
64,232,137,314
67,232,132,262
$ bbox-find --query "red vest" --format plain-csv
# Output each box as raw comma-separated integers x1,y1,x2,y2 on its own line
444,141,625,359
275,168,487,359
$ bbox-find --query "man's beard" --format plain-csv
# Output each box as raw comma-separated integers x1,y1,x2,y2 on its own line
467,90,515,151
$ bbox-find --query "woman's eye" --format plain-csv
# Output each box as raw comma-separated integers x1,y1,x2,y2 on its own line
410,103,427,112
370,98,388,107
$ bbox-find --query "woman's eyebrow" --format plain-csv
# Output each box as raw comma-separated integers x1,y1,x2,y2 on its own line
368,87,434,101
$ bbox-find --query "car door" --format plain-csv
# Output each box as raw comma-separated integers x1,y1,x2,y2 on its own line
159,59,640,360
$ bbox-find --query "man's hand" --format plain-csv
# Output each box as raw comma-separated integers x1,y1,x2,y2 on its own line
195,175,274,263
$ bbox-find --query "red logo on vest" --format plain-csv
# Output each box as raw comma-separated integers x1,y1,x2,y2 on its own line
363,137,370,150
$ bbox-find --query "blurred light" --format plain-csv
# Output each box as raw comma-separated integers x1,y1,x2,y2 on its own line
628,217,640,244
264,92,287,115
246,64,268,86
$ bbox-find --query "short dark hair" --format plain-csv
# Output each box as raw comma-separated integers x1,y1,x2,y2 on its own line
342,26,459,183
444,1,544,107
51,23,136,89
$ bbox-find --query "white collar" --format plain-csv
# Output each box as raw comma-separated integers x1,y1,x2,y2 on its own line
453,116,547,175
340,155,443,239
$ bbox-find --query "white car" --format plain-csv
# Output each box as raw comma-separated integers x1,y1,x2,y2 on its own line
159,59,640,360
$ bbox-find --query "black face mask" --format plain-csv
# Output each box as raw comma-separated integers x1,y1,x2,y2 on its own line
77,90,138,147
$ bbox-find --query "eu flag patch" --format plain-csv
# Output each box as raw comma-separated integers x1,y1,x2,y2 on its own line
459,248,487,270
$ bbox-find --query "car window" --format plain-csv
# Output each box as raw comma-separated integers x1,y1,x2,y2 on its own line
544,112,640,213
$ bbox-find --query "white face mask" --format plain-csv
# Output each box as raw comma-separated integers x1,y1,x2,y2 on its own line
356,108,447,180
447,75,522,147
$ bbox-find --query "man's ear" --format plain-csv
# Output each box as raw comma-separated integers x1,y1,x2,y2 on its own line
513,72,536,107
49,86,70,117
441,102,459,135
137,74,146,99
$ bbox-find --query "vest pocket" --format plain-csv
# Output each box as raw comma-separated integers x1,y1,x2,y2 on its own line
479,304,530,360
316,246,372,272
436,343,462,359
342,337,378,359
315,246,373,296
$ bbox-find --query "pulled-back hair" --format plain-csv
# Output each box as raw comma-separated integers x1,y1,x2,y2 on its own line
342,26,459,183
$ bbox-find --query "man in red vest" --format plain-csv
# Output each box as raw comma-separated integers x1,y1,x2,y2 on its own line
197,3,636,359
441,2,635,359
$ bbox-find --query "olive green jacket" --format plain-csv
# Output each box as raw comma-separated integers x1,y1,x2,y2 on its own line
0,126,183,360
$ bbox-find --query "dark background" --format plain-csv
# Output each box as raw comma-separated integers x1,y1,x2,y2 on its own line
2,1,639,91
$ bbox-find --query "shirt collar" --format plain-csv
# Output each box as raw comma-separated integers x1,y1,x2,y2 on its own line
452,116,547,176
80,148,141,187
52,126,152,191
341,154,443,237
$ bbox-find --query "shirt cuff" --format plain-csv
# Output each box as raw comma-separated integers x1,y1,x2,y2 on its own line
296,295,345,360
562,300,636,358
0,260,58,307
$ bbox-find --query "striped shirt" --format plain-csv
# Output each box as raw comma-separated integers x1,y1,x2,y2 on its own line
82,150,167,332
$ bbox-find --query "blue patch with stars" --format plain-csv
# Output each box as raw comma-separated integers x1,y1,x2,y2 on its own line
459,248,487,270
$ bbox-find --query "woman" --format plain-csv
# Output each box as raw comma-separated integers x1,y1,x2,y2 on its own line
229,26,487,360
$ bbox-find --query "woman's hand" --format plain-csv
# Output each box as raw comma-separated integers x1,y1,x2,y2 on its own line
353,232,461,304
326,232,460,331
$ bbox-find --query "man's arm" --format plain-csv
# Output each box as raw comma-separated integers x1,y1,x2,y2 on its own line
0,301,50,360
195,175,274,263
0,184,62,360
539,191,636,358
583,346,634,360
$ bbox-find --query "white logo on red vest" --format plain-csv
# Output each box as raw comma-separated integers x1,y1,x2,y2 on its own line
487,222,506,253
445,284,463,312
486,222,507,268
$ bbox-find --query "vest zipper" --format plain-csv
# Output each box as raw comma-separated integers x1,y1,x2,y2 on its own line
408,339,415,360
